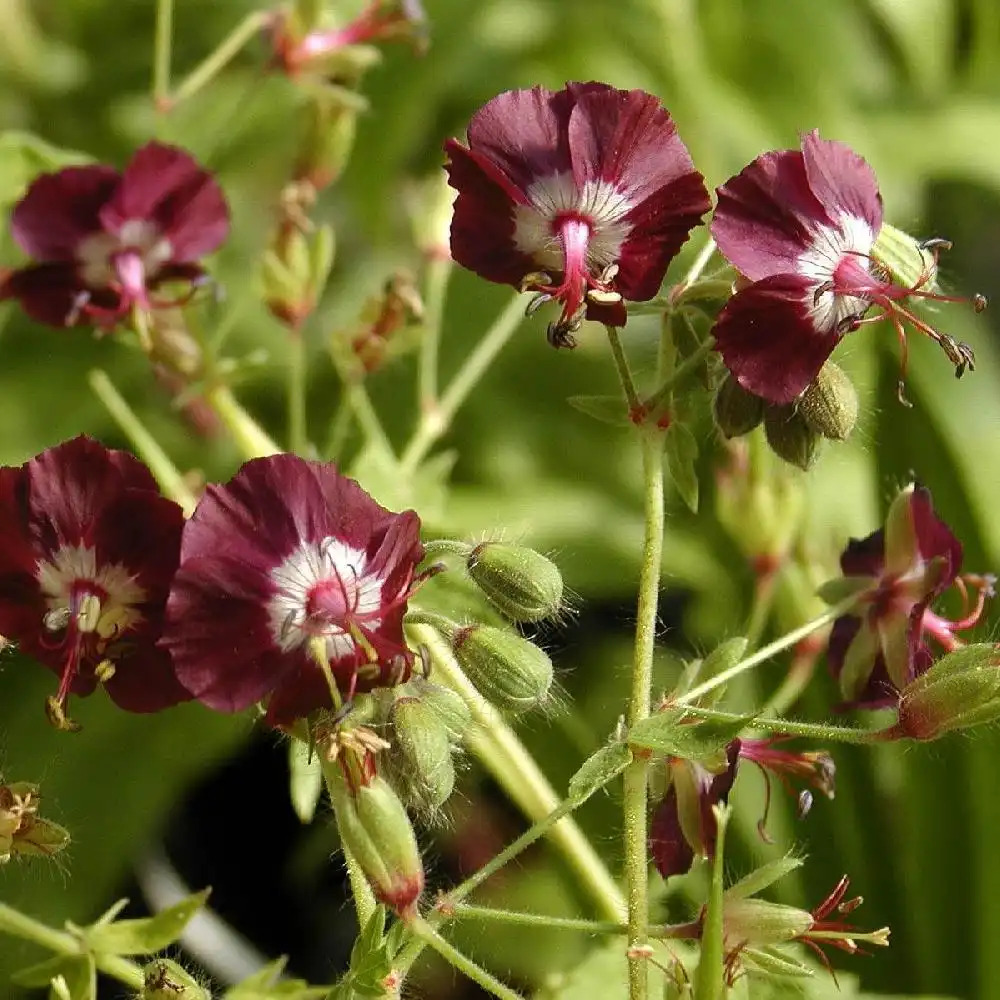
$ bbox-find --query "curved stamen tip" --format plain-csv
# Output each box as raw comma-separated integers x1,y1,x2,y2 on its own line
973,292,988,313
797,789,814,819
525,291,553,317
918,237,953,254
44,694,81,733
547,316,581,349
896,379,913,408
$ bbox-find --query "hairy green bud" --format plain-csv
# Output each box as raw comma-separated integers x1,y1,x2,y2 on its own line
391,695,457,815
798,361,858,441
764,405,820,470
713,374,765,438
452,624,553,714
467,541,564,623
400,676,471,744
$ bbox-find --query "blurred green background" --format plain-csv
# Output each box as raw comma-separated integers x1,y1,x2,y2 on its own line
1,0,1000,997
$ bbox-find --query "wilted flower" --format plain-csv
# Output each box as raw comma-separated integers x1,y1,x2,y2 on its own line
444,82,711,346
650,738,834,878
0,142,229,329
711,130,984,404
824,484,994,707
0,437,189,728
161,455,428,726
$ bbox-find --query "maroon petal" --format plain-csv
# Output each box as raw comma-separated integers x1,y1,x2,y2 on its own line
0,262,92,328
264,655,353,727
100,142,230,261
10,164,119,260
464,86,575,196
650,786,695,879
839,529,886,578
712,148,830,281
444,141,538,288
910,485,963,580
800,130,882,237
102,641,193,713
713,273,841,404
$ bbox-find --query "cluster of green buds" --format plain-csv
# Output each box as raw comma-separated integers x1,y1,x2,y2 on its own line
714,359,858,471
0,779,69,864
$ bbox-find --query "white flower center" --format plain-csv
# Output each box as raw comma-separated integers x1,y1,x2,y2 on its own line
77,219,173,289
268,537,385,660
512,172,633,273
36,544,147,640
796,213,876,334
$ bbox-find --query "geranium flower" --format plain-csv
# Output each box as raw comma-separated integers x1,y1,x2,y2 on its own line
0,437,189,729
444,82,711,346
0,142,229,329
825,484,994,707
650,738,834,878
161,455,428,726
710,130,984,404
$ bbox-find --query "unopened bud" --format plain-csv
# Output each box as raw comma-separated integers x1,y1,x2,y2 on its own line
390,695,456,815
407,171,458,260
295,89,364,189
714,374,764,438
798,362,858,441
262,223,335,329
141,959,209,1000
467,541,564,623
898,644,1000,740
328,767,424,914
400,676,470,743
764,405,820,470
723,897,814,947
452,625,553,714
0,782,70,863
873,222,938,290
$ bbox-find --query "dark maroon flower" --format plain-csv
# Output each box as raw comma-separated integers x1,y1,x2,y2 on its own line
160,455,427,727
825,484,994,708
0,436,189,728
650,737,834,878
0,142,229,329
444,83,711,346
711,130,983,404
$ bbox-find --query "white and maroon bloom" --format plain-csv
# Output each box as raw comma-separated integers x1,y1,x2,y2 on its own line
0,437,189,727
161,455,426,727
711,130,983,404
826,484,994,708
444,83,711,346
0,142,229,329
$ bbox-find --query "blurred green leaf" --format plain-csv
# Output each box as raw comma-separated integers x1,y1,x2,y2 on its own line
85,889,209,956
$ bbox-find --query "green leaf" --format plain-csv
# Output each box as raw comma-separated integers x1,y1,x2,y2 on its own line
225,956,330,998
724,856,805,901
567,394,630,426
0,132,91,209
663,422,699,512
567,741,631,803
679,637,748,706
628,708,753,761
288,738,324,824
85,889,210,956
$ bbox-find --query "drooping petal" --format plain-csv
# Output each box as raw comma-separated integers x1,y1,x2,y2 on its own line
712,148,830,281
0,262,92,327
800,130,882,237
100,142,230,261
839,530,885,578
10,165,119,260
713,273,842,403
649,786,695,879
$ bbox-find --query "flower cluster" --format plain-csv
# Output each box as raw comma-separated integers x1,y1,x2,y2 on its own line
0,440,428,729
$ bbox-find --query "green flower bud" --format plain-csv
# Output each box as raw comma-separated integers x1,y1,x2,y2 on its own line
898,644,1000,740
141,960,210,1000
452,625,553,714
0,781,69,864
467,541,564,623
723,897,814,948
401,676,471,744
798,362,858,441
763,405,820,470
295,89,363,190
390,695,457,815
713,374,764,438
328,767,424,915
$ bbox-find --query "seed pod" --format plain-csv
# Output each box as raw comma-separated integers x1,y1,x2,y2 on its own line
713,374,765,438
798,362,858,441
328,767,424,915
452,624,553,714
467,541,564,623
764,405,820,470
391,695,457,815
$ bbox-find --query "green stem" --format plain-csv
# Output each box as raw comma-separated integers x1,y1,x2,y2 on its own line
405,916,525,1000
288,330,308,454
680,704,895,744
642,335,716,411
323,395,352,460
153,0,174,110
345,378,396,465
0,903,144,991
417,255,452,411
623,429,665,1000
399,291,525,475
205,383,281,459
449,905,626,934
744,568,780,654
170,11,271,106
88,369,197,515
675,236,717,294
605,326,642,416
693,804,728,1000
410,624,626,921
675,596,859,706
